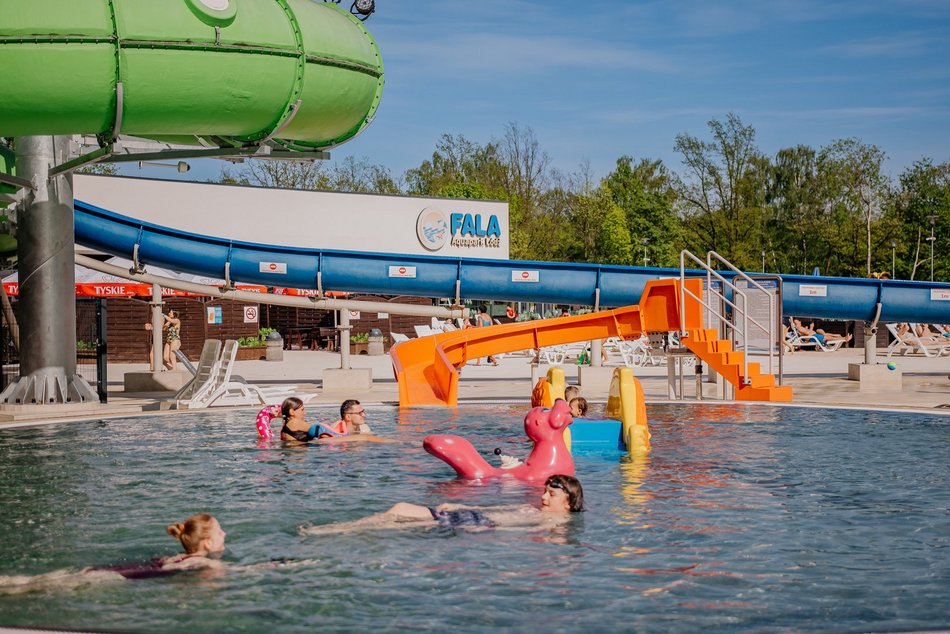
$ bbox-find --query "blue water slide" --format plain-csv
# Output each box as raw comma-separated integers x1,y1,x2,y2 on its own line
73,200,950,324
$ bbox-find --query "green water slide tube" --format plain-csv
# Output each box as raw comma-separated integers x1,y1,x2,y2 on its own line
0,0,384,151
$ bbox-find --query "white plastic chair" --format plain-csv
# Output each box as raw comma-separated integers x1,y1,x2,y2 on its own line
413,325,440,338
174,339,222,405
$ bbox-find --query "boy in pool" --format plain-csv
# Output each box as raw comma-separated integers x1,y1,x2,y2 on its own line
569,397,588,418
299,474,584,535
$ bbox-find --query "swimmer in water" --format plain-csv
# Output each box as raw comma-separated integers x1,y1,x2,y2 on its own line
569,396,588,418
0,513,226,593
279,397,394,444
299,474,584,535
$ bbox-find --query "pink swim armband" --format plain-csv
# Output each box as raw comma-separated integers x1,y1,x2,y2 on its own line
255,404,281,439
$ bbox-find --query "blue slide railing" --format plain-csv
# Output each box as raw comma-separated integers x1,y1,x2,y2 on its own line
74,200,950,324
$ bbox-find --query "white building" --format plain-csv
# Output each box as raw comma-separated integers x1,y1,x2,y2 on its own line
74,174,510,260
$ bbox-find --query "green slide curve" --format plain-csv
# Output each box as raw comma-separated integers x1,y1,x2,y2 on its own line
0,0,384,151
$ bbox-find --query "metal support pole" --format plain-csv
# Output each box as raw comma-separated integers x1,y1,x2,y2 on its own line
864,303,882,366
590,287,602,368
928,215,936,282
150,284,164,372
695,361,704,400
0,136,95,404
95,298,108,403
338,309,351,370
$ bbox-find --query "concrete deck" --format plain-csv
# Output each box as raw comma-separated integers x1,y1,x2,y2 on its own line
1,346,948,427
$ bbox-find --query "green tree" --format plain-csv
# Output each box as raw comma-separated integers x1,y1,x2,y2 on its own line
436,182,494,200
816,138,888,277
673,113,770,268
766,145,822,274
403,134,504,197
222,159,330,190
892,159,950,280
77,162,118,176
328,156,400,194
596,186,633,265
604,156,681,267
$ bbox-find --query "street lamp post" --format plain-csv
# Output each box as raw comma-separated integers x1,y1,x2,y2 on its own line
927,215,937,281
761,250,766,273
890,240,896,279
641,238,649,267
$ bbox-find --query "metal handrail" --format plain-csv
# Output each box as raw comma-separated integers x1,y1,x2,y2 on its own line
679,250,777,384
706,251,777,375
680,250,748,383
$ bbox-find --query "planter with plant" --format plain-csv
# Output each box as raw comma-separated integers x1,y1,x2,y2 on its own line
350,332,369,355
236,328,276,361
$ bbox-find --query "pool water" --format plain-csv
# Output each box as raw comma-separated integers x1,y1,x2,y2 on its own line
0,403,947,633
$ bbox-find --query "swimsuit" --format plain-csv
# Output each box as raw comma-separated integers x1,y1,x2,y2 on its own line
93,556,193,580
280,422,346,442
281,423,317,442
429,507,496,529
166,324,180,343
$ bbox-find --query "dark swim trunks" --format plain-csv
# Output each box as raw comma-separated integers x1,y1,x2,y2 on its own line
429,507,496,529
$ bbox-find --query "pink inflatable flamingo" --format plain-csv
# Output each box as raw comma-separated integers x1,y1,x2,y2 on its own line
423,399,575,481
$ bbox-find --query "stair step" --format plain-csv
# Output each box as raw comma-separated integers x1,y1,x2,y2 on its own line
747,374,775,388
710,340,733,353
679,324,792,403
737,384,793,402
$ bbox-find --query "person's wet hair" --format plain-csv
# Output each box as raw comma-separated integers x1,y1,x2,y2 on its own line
564,385,580,401
340,399,361,419
545,474,584,512
569,397,588,417
281,396,304,421
166,513,217,554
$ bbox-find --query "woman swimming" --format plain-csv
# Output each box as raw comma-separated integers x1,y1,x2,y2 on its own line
299,474,584,535
0,513,226,593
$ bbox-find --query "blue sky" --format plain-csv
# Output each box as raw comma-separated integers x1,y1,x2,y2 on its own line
132,0,950,184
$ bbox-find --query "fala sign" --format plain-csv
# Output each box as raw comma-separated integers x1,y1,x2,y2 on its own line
416,207,503,251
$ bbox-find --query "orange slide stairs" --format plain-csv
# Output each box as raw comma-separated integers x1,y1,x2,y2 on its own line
680,328,793,402
391,278,792,406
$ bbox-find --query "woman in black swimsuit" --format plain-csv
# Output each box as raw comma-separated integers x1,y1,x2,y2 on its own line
300,474,584,535
0,513,226,592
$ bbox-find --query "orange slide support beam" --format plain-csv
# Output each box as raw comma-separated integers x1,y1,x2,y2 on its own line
392,278,702,406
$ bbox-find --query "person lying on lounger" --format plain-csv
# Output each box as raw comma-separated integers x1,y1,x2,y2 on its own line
792,319,852,345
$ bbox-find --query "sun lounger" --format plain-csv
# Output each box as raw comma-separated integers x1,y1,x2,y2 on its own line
174,349,197,376
886,323,950,357
787,319,846,352
174,339,222,405
413,325,441,338
176,340,313,409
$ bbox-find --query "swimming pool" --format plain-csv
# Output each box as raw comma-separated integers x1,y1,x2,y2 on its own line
0,403,947,633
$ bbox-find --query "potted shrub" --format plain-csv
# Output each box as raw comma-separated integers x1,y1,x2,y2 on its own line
76,339,97,363
236,328,275,361
350,332,369,355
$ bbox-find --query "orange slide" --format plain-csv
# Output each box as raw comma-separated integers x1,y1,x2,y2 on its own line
392,279,700,406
